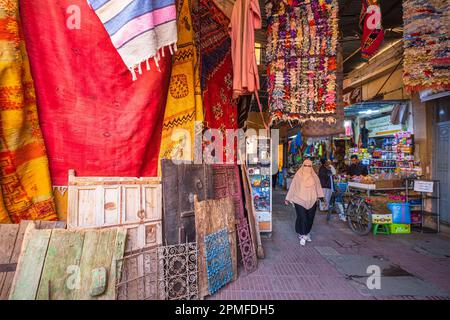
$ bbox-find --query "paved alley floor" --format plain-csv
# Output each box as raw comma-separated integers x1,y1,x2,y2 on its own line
209,190,450,300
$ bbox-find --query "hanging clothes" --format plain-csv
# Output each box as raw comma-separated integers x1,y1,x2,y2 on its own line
295,132,303,148
290,140,297,154
229,0,262,99
0,0,57,223
158,0,204,171
20,0,172,186
360,0,385,60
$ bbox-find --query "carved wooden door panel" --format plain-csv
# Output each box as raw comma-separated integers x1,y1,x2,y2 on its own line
67,171,162,254
212,165,245,218
161,160,213,245
212,164,257,273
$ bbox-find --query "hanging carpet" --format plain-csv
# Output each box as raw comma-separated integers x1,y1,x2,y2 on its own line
158,0,204,170
266,0,339,126
193,0,238,163
0,0,57,223
403,0,450,93
212,164,257,274
20,0,172,186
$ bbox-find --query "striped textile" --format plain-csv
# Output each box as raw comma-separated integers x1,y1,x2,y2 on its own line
88,0,178,80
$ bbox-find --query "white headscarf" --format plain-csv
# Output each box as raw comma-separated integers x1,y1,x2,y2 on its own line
286,159,324,210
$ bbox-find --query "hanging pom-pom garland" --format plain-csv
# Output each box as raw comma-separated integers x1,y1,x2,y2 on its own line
266,0,339,126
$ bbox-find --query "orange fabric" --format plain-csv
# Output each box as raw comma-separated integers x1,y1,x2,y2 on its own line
229,0,261,99
0,0,57,223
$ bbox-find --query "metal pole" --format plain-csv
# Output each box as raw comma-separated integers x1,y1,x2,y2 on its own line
437,181,440,233
421,190,424,233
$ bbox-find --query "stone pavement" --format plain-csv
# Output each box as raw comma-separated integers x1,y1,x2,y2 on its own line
209,190,450,300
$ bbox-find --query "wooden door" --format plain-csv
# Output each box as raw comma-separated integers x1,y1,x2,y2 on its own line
161,160,214,245
67,171,162,253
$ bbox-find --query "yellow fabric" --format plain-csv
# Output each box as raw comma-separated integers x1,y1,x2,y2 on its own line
0,0,57,223
53,187,68,221
158,0,203,175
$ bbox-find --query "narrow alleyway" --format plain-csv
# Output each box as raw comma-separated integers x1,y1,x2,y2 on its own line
210,190,450,300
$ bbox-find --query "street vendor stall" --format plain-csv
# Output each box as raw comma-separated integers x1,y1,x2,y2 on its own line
330,175,428,236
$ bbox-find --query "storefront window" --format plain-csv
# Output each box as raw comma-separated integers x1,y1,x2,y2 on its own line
436,97,450,123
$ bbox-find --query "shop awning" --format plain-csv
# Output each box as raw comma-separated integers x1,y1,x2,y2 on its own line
419,90,450,102
344,100,409,117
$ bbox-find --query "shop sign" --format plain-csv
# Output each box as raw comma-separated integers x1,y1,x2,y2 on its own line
414,180,434,193
366,115,403,137
257,212,271,222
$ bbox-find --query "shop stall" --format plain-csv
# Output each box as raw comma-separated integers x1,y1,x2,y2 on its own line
343,101,421,177
246,136,273,233
326,100,427,236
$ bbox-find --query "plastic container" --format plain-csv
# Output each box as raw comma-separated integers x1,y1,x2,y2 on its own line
408,199,422,205
388,202,411,224
390,223,411,234
335,182,348,192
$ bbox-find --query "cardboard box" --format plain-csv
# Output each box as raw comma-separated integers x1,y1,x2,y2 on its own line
390,223,411,234
374,179,404,189
411,212,422,224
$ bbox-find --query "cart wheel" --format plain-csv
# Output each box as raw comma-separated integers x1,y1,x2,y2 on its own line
347,201,372,236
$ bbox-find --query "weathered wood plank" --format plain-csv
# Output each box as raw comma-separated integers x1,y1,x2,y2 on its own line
110,229,127,300
9,224,52,300
0,224,20,299
10,226,126,300
194,197,236,299
0,221,30,300
36,230,84,300
76,229,117,300
1,220,66,300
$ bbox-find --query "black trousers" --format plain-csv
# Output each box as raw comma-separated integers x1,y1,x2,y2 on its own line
294,203,317,236
272,173,278,189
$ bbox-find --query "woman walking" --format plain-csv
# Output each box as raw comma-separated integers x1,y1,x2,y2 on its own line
285,159,324,246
